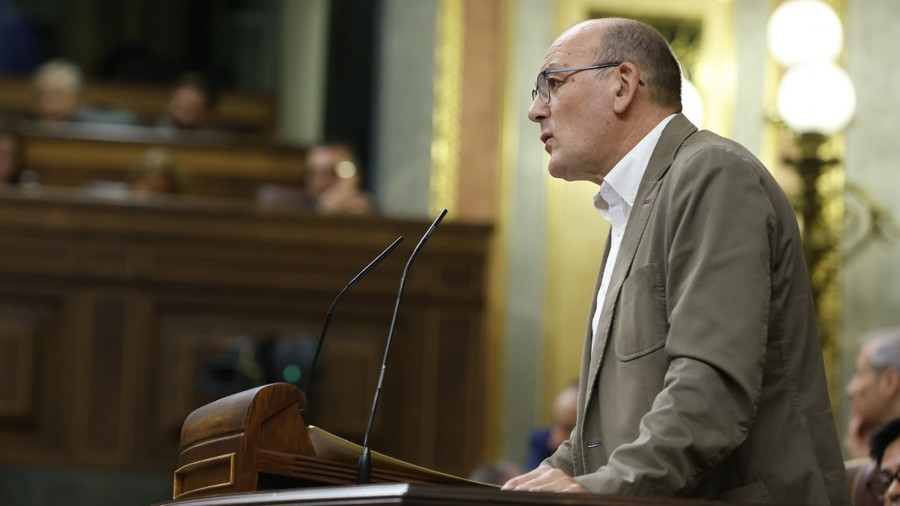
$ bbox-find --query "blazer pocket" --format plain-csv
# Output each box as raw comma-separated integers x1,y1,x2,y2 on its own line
615,263,668,361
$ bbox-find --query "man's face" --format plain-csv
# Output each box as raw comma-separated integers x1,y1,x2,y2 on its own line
527,23,616,184
880,439,900,506
168,85,210,129
34,73,78,121
306,147,344,197
847,340,892,427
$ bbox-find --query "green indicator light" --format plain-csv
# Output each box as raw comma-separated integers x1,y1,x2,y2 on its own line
283,365,302,383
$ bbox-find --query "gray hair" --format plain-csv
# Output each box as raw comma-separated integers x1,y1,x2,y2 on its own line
33,58,83,94
592,18,683,110
868,328,900,371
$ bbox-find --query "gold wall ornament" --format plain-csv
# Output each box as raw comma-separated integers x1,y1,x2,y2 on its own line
767,0,854,412
781,132,845,408
430,0,464,219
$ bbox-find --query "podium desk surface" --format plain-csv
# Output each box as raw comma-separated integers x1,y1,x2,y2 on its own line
155,483,761,506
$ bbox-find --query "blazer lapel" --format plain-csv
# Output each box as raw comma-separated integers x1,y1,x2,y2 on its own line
582,114,698,407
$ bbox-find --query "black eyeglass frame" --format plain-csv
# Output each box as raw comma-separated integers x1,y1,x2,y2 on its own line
868,468,900,502
531,62,622,103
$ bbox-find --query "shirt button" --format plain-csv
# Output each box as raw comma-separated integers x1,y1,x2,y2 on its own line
614,229,623,237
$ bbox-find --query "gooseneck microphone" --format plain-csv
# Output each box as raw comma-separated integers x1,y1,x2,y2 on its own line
357,209,447,484
301,236,405,398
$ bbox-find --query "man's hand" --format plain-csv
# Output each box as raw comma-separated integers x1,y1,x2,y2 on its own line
500,466,587,493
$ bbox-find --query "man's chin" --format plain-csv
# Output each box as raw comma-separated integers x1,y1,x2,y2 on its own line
547,161,568,180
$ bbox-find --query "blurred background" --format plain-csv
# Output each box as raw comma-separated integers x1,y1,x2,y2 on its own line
0,0,898,504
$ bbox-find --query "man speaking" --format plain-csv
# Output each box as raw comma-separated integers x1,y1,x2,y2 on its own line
502,18,849,506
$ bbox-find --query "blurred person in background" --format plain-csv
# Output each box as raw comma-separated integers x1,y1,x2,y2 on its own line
303,142,374,215
846,328,900,459
158,72,217,130
32,58,82,123
257,142,374,215
129,147,187,197
525,383,578,470
32,57,139,125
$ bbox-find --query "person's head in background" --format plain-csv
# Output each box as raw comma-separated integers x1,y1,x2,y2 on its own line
33,58,83,122
305,143,357,199
129,147,186,196
867,418,900,505
547,383,578,451
847,328,900,458
165,72,216,130
304,142,374,215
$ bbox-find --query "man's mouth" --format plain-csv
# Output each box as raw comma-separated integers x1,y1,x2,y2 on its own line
540,133,552,153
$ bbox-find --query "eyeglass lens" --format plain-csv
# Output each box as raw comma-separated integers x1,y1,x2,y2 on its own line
869,470,900,501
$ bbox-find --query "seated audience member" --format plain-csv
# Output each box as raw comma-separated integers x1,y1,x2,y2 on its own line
32,58,139,125
525,382,578,470
158,72,217,130
32,58,82,123
304,143,374,215
129,147,187,197
847,329,900,459
468,461,521,487
866,418,900,505
257,142,374,215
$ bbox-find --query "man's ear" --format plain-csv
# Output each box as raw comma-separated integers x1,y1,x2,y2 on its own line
882,369,900,397
612,62,642,114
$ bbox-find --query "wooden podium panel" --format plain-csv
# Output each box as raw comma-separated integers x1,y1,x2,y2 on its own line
173,383,485,500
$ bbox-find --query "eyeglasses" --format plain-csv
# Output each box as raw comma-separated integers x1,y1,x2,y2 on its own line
531,62,622,103
868,469,900,502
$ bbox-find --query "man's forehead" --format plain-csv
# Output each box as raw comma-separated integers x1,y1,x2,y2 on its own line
542,21,605,69
542,36,592,69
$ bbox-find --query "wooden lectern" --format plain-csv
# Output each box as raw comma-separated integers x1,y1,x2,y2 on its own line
172,383,482,501
166,383,771,506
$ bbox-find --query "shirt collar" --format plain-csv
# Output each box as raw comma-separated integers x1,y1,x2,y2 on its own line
594,114,676,211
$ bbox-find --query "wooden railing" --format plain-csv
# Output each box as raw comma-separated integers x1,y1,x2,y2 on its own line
17,120,306,200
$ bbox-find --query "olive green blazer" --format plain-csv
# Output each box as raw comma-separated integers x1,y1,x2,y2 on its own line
544,114,849,506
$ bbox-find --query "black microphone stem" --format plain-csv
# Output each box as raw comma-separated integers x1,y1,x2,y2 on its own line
358,209,447,484
302,236,404,397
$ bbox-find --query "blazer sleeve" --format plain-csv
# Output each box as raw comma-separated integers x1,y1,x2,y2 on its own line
574,145,777,495
541,429,577,475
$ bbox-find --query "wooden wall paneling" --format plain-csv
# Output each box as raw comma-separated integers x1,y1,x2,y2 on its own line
0,291,68,462
309,322,385,436
0,191,493,480
431,309,484,477
0,319,35,418
70,288,144,465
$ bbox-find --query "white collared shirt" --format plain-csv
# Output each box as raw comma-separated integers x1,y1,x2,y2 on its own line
590,114,675,351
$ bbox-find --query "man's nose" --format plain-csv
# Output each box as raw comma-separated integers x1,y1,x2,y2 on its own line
846,376,859,397
528,96,548,123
